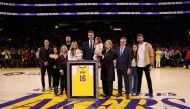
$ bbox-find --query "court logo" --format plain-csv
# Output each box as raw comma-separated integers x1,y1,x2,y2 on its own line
0,89,190,109
3,72,40,76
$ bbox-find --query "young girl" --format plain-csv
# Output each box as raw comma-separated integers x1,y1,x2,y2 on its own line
93,37,103,60
131,44,138,96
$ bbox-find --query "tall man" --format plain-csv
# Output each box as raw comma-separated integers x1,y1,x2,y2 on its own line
39,39,52,91
115,37,131,99
83,30,95,60
65,35,71,50
136,33,154,98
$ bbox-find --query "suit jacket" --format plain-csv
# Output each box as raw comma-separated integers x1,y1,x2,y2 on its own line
100,49,115,81
39,47,52,67
58,54,68,71
82,41,95,60
65,43,71,50
115,46,131,70
137,42,154,66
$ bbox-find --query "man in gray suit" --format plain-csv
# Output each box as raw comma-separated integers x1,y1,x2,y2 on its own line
115,37,131,99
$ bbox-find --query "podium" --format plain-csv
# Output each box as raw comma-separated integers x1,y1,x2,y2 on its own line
67,60,99,101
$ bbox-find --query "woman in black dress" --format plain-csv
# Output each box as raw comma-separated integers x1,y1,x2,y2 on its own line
49,47,59,96
96,40,115,99
58,45,68,95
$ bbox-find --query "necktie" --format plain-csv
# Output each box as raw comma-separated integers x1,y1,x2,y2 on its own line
91,41,93,50
90,40,93,50
120,47,123,56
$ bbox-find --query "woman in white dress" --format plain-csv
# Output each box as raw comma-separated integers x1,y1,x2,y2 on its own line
68,41,83,60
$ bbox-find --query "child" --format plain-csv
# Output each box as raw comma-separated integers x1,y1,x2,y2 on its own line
93,37,103,60
130,44,138,96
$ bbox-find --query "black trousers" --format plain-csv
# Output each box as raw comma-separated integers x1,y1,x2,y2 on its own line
137,64,153,94
23,59,29,68
40,66,52,88
102,80,113,96
29,58,36,67
117,70,130,94
60,68,67,94
52,68,60,87
166,59,170,66
4,59,10,68
186,59,190,69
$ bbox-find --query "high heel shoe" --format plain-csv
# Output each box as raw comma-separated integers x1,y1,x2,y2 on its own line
54,87,58,96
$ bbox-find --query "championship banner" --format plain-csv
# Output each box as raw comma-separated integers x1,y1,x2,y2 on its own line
67,60,98,101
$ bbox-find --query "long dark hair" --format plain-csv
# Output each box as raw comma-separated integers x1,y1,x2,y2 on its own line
131,44,138,62
52,46,59,54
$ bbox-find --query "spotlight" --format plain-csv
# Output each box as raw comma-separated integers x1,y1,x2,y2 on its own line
113,28,122,31
55,25,58,29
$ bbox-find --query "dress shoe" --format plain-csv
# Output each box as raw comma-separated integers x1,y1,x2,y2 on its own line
54,87,58,96
42,88,45,92
59,92,63,95
136,93,140,96
103,95,108,98
132,93,136,96
116,93,122,97
54,92,58,96
105,96,110,99
149,93,153,98
49,87,53,90
126,94,130,99
59,89,66,95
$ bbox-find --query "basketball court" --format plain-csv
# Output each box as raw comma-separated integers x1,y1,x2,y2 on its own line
0,67,190,109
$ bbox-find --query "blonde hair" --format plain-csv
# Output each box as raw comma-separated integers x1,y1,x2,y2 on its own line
104,39,113,49
60,45,68,54
70,41,78,56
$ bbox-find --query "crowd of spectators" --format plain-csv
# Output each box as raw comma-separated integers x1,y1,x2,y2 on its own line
0,47,40,68
0,37,189,69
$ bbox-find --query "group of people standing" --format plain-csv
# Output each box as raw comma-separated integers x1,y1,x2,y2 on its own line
39,31,154,99
39,38,69,95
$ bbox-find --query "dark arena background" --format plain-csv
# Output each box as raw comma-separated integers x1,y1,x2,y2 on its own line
0,0,190,109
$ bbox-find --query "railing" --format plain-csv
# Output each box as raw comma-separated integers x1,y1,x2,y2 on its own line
1,11,190,16
0,1,190,7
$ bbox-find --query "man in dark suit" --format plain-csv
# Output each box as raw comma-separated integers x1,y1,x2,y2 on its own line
65,35,71,50
39,39,52,91
83,30,95,60
115,37,131,99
